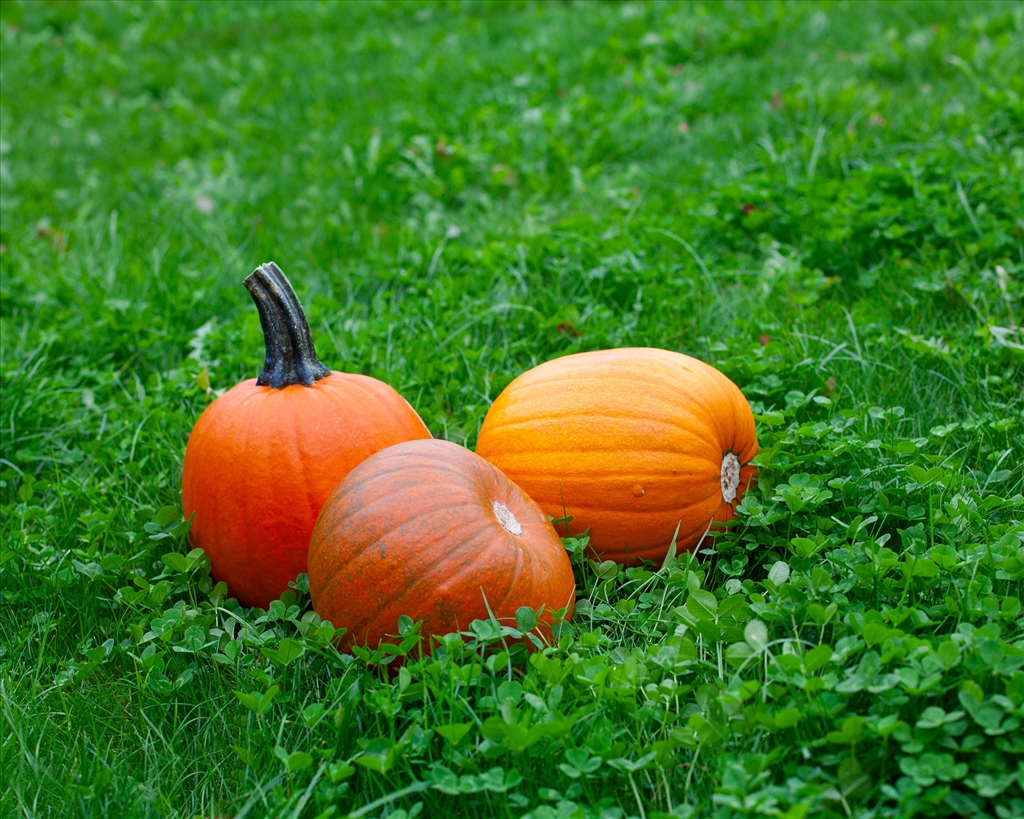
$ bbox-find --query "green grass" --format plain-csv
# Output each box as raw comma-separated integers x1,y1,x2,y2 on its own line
1,1,1023,817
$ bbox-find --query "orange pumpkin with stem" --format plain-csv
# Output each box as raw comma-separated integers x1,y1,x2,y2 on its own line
475,347,758,565
181,262,431,608
308,439,575,651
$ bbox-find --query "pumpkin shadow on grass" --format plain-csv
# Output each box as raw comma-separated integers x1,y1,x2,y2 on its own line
344,602,573,676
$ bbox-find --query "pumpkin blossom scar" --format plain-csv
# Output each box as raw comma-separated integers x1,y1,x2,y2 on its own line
721,452,741,503
492,501,523,535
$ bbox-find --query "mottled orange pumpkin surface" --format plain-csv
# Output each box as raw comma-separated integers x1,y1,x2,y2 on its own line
308,439,576,651
181,263,430,608
475,347,758,565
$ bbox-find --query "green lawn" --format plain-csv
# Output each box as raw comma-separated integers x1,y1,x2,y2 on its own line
2,1,1023,817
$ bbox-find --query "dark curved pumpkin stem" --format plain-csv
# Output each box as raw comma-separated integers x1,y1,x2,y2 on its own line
243,262,331,388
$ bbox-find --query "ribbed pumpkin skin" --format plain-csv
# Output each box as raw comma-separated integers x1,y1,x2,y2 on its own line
475,348,758,565
308,439,575,651
181,373,431,608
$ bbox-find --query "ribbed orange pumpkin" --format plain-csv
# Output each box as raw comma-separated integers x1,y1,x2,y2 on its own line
475,347,758,565
308,439,575,651
181,263,431,608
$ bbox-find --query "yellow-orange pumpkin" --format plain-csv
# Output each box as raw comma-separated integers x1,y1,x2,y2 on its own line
308,439,575,651
181,263,431,608
475,347,758,565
